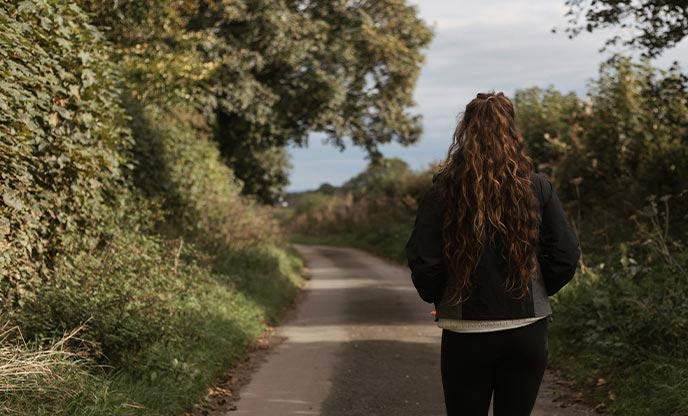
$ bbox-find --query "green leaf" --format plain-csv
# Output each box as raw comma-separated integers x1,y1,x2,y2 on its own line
3,192,25,211
17,1,36,14
0,217,10,236
78,50,91,65
82,69,95,88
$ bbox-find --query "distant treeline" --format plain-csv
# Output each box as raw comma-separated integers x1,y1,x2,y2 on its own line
287,57,688,415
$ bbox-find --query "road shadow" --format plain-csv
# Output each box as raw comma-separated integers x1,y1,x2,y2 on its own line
320,339,445,416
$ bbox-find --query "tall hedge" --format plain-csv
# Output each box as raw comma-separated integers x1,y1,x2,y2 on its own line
127,103,279,250
0,1,132,308
515,58,688,207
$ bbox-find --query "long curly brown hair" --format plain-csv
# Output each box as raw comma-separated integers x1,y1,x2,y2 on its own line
435,92,540,305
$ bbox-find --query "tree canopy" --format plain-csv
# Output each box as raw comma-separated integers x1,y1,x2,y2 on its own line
565,0,688,58
78,0,433,202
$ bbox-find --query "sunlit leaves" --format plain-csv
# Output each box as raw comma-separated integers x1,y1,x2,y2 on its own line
0,1,132,307
516,57,688,204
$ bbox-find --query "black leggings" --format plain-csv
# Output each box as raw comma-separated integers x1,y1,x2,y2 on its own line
440,317,548,416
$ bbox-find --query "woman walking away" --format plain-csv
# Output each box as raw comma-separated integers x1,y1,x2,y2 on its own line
405,92,580,416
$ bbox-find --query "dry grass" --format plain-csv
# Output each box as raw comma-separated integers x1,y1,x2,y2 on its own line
0,323,94,415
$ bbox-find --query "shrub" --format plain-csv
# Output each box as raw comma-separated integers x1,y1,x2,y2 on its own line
127,103,279,250
15,226,185,366
288,158,434,238
1,4,301,415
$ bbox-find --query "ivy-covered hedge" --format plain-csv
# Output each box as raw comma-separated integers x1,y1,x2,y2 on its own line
0,1,132,308
1,3,303,414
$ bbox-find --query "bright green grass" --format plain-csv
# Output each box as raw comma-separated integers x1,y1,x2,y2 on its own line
106,245,303,416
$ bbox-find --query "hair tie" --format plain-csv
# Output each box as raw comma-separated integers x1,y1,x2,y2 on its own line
477,92,502,101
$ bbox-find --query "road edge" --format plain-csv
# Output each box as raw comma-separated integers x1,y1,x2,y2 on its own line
186,245,313,415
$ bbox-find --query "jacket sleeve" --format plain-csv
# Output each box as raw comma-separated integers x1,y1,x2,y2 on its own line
538,180,581,296
405,188,447,304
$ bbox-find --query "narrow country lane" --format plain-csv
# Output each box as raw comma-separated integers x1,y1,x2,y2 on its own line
229,245,593,416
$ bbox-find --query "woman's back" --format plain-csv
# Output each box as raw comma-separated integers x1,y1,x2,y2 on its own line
407,171,579,321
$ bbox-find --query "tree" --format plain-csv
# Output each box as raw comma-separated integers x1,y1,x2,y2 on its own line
515,57,688,204
317,183,337,195
514,87,581,174
581,57,688,198
564,0,688,58
78,0,433,203
342,158,413,196
212,0,433,202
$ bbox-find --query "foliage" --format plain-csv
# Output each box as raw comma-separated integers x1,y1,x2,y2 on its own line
564,0,688,58
75,0,219,114
6,244,302,416
15,226,184,366
288,158,430,235
341,158,426,198
579,58,688,201
515,59,688,415
557,196,687,361
78,0,434,202
127,102,280,249
213,0,434,201
286,158,433,260
514,87,581,173
98,245,303,416
515,57,688,211
0,0,133,309
550,194,688,414
1,1,305,414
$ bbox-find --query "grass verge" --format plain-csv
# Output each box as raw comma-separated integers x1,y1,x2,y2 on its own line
549,332,688,415
291,222,410,263
4,245,303,416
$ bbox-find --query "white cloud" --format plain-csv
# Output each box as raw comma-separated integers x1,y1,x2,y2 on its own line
410,0,567,30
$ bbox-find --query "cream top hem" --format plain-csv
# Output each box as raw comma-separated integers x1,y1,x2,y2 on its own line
438,316,547,333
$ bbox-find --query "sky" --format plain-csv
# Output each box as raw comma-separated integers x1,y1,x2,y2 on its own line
287,0,688,192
